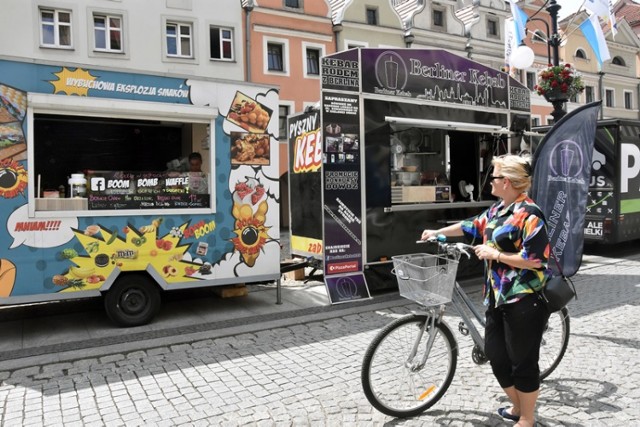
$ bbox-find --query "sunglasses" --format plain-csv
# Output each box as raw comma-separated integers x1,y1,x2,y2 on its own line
489,175,505,181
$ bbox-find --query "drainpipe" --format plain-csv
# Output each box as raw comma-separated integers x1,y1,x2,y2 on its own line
332,23,343,52
403,31,414,48
598,71,605,119
244,4,254,82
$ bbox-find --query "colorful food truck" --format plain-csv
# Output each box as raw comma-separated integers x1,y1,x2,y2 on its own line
534,119,640,244
0,58,280,326
288,48,531,294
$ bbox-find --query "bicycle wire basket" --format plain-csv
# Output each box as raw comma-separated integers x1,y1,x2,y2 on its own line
391,253,460,307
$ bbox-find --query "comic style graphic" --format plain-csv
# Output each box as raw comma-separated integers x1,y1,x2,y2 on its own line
0,84,27,162
230,132,271,165
0,59,280,315
0,159,27,199
230,178,270,267
227,91,273,133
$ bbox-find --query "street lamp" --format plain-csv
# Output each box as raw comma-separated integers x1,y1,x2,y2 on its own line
511,0,566,122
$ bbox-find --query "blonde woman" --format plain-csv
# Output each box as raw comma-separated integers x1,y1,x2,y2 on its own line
422,155,550,427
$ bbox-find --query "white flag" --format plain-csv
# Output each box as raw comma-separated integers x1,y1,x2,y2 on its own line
585,0,617,37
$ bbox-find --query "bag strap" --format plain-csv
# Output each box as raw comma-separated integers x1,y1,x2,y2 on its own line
548,250,578,300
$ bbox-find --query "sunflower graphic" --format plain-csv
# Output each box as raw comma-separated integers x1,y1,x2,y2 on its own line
0,159,27,199
230,179,270,267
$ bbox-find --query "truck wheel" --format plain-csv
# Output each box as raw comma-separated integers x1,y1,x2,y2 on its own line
104,274,161,327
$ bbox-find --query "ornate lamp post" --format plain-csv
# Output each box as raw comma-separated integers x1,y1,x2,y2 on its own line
511,0,566,122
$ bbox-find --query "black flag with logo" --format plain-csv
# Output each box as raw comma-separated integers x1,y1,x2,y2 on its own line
531,101,601,277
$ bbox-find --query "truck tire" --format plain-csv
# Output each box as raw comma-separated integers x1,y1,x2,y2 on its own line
104,273,161,327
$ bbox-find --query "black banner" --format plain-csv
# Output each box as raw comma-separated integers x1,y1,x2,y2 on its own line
531,102,601,277
321,92,363,277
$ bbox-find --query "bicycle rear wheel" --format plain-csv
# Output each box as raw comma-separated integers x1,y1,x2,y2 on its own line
539,307,570,380
361,314,457,418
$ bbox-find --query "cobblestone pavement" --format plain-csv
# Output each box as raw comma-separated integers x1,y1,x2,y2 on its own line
0,252,639,426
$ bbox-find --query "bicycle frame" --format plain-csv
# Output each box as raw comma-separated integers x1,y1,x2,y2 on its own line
450,281,486,353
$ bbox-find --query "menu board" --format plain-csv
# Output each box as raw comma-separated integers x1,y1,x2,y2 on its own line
87,171,210,210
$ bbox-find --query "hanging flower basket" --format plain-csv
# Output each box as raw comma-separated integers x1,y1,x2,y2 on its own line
534,63,584,102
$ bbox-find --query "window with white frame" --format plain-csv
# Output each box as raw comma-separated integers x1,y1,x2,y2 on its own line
531,117,540,127
605,89,614,107
575,49,586,59
265,38,289,74
526,72,535,90
303,43,323,77
40,8,72,47
284,0,301,8
268,43,284,71
585,86,594,103
210,26,233,61
166,21,193,57
532,30,545,42
487,17,499,38
366,7,378,25
432,8,445,29
624,91,632,109
93,14,122,52
279,105,290,140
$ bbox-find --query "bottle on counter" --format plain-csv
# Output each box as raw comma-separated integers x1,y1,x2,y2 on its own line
68,174,87,198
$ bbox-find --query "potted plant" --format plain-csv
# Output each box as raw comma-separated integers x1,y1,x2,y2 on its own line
534,63,585,102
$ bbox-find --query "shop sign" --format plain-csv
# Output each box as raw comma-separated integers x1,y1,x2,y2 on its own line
321,49,359,92
321,90,370,302
87,171,209,210
360,48,514,108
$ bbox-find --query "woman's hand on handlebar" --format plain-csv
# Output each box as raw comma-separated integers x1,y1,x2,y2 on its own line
421,229,440,241
473,244,500,261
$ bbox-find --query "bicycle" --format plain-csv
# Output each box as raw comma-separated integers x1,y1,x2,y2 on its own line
361,238,570,418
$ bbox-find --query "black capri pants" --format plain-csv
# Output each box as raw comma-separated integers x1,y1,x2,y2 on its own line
484,293,549,393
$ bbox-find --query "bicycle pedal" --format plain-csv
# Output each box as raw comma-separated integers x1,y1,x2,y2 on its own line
458,321,469,336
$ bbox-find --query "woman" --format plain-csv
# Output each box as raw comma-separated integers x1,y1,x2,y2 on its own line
421,154,550,427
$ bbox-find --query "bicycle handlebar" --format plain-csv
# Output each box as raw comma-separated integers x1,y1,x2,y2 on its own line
416,235,475,260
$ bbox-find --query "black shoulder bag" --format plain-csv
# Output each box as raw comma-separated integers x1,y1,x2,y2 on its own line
528,252,577,313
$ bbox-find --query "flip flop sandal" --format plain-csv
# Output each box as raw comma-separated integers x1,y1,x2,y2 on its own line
497,407,520,422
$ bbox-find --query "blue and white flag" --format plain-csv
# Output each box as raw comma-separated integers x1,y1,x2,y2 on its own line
579,13,611,67
508,0,529,43
585,0,617,37
531,102,601,277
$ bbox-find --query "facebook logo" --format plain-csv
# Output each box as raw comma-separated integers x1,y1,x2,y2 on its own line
91,177,105,192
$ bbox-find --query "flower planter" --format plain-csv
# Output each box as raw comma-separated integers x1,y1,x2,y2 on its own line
543,88,569,103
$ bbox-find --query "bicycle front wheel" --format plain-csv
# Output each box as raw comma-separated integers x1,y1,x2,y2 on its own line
539,307,570,380
361,314,458,418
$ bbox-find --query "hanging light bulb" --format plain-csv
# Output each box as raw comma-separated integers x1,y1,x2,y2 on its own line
510,44,535,69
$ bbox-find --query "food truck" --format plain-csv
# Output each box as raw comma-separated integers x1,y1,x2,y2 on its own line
289,48,531,293
534,119,640,244
0,58,280,326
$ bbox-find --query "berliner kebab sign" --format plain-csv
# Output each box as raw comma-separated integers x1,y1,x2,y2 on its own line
361,49,526,109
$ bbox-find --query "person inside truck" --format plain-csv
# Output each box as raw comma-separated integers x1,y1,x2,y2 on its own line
421,154,550,427
188,152,208,194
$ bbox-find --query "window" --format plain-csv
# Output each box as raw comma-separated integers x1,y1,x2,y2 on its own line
366,7,378,25
570,93,579,103
40,8,72,47
166,22,192,57
210,26,233,60
586,86,594,103
605,89,614,107
487,18,499,38
531,117,540,127
625,91,632,110
532,30,545,42
612,56,626,66
267,43,284,71
575,49,586,59
526,72,535,90
306,48,320,75
284,0,301,8
433,9,445,28
279,105,290,140
93,14,122,52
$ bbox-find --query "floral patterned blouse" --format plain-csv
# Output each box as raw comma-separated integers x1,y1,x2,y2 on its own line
461,193,551,307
